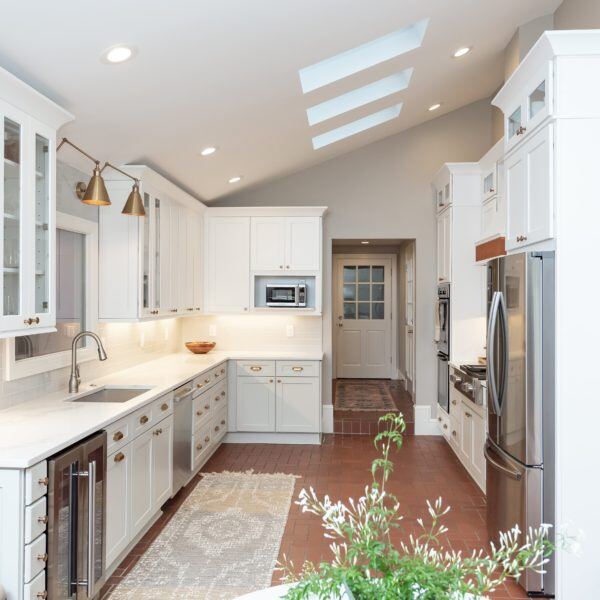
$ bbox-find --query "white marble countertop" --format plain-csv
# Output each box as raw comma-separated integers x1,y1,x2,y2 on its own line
0,350,323,469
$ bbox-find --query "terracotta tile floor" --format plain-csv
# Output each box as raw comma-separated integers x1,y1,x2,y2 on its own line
100,432,528,599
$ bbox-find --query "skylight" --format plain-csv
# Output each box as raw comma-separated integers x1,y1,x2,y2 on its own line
306,69,413,126
312,104,402,150
299,19,428,93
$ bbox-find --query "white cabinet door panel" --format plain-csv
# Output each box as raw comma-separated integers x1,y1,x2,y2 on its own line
130,429,153,536
505,149,526,250
106,446,131,567
276,377,320,432
152,416,173,509
286,217,320,271
236,377,275,431
251,217,286,271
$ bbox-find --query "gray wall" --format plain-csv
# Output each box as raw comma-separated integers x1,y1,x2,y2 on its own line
554,0,600,28
214,98,493,415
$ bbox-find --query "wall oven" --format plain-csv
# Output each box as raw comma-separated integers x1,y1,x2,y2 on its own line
266,283,306,307
47,432,107,599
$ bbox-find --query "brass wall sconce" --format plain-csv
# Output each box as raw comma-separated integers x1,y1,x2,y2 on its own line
57,137,145,216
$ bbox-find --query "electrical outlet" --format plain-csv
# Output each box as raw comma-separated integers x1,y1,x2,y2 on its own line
286,324,294,338
209,324,217,337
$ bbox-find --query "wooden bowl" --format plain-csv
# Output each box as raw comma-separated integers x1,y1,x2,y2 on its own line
185,341,216,354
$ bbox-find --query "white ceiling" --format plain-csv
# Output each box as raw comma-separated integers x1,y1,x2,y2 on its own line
0,0,560,201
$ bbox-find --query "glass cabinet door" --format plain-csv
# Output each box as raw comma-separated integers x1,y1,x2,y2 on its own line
141,192,151,314
154,197,162,312
1,107,26,330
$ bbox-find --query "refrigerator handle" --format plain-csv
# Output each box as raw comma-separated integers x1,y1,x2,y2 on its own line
497,292,509,410
487,291,502,415
87,460,97,599
484,445,522,481
69,461,80,596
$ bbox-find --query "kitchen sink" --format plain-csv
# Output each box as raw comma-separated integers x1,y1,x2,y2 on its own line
71,386,153,403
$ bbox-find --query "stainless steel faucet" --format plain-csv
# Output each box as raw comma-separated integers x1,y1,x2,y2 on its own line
69,331,108,393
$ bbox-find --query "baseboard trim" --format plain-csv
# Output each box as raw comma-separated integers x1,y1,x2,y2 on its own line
414,405,441,436
224,432,321,445
322,404,334,433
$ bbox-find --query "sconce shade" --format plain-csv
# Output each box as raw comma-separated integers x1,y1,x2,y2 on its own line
82,166,111,206
122,183,145,216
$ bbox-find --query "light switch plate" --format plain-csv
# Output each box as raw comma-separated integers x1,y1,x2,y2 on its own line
286,324,294,338
209,325,217,337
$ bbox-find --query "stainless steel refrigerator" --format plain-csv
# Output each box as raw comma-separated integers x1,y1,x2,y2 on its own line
485,251,555,596
47,431,107,599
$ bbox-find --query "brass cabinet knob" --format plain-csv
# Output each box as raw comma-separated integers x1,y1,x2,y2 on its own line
205,378,210,384
37,553,48,562
215,396,220,402
24,318,33,325
451,400,457,406
196,410,203,416
140,415,149,424
153,428,163,436
443,424,448,430
38,477,49,487
214,425,220,432
204,404,210,410
37,515,49,524
204,436,210,443
114,452,125,463
286,265,290,269
438,417,441,422
187,307,194,311
196,383,203,389
279,265,283,269
33,317,40,324
277,379,282,383
220,368,225,374
161,402,169,411
214,373,219,379
113,431,124,441
452,430,457,437
465,412,472,418
196,443,203,451
170,308,178,312
221,391,225,397
269,379,274,383
220,419,225,426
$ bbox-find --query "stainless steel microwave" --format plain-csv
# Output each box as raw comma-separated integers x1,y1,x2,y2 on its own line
266,284,306,307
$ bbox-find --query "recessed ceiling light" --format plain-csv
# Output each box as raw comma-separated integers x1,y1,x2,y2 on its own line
103,45,134,64
428,103,442,111
201,146,217,156
452,46,471,58
228,176,242,184
361,241,370,245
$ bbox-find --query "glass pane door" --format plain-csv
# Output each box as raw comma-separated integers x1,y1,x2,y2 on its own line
142,192,150,311
34,133,50,314
153,197,161,310
2,115,23,320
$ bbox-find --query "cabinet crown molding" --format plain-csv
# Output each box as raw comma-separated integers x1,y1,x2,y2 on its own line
205,206,327,217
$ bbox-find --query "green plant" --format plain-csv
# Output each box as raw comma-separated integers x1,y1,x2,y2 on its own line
278,413,553,600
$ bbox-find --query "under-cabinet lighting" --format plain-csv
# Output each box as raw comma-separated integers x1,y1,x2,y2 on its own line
311,103,402,150
361,241,370,245
298,19,429,93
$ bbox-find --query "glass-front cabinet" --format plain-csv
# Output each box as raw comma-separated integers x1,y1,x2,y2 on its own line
0,96,64,337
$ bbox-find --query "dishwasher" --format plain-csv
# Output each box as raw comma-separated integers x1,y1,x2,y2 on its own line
172,380,195,495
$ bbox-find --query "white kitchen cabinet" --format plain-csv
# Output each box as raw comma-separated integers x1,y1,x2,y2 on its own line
276,377,320,432
505,124,553,251
436,207,452,283
100,166,204,321
470,408,486,490
130,427,153,537
191,212,203,313
106,445,131,566
151,416,173,509
205,216,251,312
236,376,276,431
459,402,473,466
250,216,320,272
0,69,73,338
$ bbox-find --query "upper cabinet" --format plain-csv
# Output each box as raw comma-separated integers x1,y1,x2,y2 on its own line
99,167,204,321
432,163,481,215
477,139,506,248
0,68,73,338
250,216,320,272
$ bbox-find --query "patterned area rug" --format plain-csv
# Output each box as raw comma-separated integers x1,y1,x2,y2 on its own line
335,380,398,411
110,471,298,599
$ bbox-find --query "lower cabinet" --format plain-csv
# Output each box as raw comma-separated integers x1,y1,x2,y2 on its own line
105,395,174,571
236,361,321,433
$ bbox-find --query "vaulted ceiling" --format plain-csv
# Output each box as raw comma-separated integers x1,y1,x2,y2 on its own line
0,0,560,201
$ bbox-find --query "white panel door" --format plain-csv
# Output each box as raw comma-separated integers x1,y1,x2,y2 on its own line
275,377,320,432
130,429,153,536
470,409,486,491
191,212,202,312
106,446,131,567
152,416,173,509
251,217,286,271
158,196,172,314
459,403,472,466
236,376,276,431
206,216,250,312
335,258,392,378
505,147,526,251
285,217,320,271
169,202,181,314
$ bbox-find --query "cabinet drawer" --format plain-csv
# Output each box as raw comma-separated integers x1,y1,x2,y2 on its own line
25,461,48,505
211,408,227,443
449,416,460,453
276,360,320,377
192,388,213,431
193,370,215,393
212,363,227,384
437,406,450,440
192,423,212,469
132,403,156,436
23,569,46,600
106,415,132,454
25,497,48,545
237,360,275,377
24,533,47,583
153,392,173,419
210,381,227,412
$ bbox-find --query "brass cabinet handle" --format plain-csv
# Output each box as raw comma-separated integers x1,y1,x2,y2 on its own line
465,412,472,418
140,415,149,424
215,396,220,402
220,368,225,374
220,419,226,425
221,391,225,397
37,515,49,524
33,317,40,324
153,428,163,436
114,452,125,463
277,379,282,383
196,410,203,416
292,366,303,372
443,424,448,430
451,400,457,406
438,417,441,422
113,431,124,441
151,310,159,315
250,366,262,372
187,308,194,311
36,592,48,599
204,436,210,443
452,430,457,437
37,553,48,562
269,379,274,383
161,402,169,411
196,383,203,389
24,318,33,325
205,378,210,384
214,373,219,379
516,235,528,242
214,425,220,432
38,477,49,487
204,404,210,410
196,443,203,451
170,308,178,312
516,126,527,135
